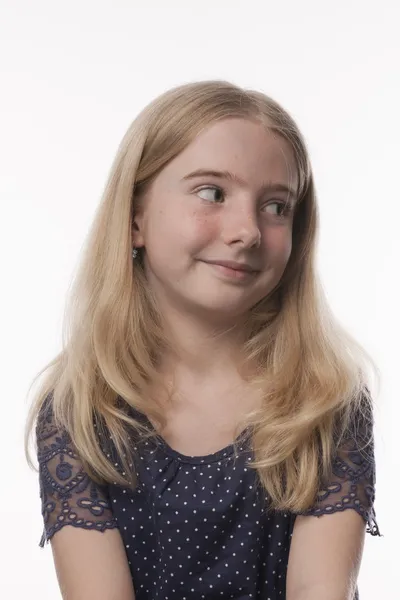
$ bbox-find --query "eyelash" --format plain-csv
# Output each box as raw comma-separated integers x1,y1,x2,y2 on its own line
195,185,293,217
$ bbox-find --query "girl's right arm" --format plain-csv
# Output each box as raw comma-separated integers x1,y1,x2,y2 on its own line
36,395,135,599
50,526,135,600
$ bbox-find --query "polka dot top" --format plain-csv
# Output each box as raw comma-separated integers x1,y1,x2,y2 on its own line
36,394,381,599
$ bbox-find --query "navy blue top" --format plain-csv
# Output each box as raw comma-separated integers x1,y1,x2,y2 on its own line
36,394,380,599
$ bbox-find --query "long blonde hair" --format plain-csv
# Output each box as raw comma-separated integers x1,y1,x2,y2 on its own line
24,79,378,512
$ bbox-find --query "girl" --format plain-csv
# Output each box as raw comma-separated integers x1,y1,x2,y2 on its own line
25,80,381,600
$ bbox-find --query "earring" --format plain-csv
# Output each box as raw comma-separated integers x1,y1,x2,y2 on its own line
132,247,139,259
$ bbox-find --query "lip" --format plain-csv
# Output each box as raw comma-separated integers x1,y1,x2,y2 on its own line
202,259,259,273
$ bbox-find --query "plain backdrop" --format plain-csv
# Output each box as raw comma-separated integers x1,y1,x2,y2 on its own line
1,0,398,598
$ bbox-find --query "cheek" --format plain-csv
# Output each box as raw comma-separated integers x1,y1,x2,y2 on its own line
264,227,292,263
183,210,219,248
146,204,219,257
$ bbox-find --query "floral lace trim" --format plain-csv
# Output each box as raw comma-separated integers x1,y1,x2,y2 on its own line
39,514,119,547
301,432,382,537
37,401,119,547
304,494,381,537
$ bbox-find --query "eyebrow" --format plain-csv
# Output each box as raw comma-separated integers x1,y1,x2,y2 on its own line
181,168,297,200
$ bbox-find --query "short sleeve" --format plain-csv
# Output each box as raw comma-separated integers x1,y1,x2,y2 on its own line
36,394,119,547
301,392,381,537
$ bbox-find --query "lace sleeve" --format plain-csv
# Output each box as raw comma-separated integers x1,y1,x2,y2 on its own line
36,394,119,547
301,392,381,537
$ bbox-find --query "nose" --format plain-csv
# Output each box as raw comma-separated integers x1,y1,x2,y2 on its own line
221,205,261,249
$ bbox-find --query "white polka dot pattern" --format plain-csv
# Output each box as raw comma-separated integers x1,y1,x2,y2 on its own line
36,395,380,599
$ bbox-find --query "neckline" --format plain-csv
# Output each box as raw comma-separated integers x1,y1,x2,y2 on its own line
128,404,250,465
153,431,249,465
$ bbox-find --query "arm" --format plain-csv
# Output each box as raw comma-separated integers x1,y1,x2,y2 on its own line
50,526,135,600
36,394,135,599
287,392,381,599
286,510,365,600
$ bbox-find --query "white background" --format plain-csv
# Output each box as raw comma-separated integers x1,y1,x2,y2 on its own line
1,0,398,597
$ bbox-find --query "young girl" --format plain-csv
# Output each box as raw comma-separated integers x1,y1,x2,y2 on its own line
25,79,381,600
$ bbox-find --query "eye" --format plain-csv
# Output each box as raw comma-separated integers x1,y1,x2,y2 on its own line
263,201,291,217
196,185,225,203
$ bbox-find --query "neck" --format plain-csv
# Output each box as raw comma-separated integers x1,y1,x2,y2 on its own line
158,304,251,380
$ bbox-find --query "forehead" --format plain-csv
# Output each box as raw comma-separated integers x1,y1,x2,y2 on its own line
164,118,298,190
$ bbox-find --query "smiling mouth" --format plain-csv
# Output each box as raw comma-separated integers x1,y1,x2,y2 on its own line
201,260,260,281
202,260,259,273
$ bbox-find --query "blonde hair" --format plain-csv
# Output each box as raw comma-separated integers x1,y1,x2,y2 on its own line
24,79,378,513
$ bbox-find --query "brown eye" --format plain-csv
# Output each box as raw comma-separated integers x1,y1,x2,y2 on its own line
263,201,289,216
265,202,280,214
197,186,225,203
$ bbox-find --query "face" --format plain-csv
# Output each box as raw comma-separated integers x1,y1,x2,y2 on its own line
133,118,298,324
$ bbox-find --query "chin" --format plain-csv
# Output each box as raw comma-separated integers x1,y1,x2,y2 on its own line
188,294,260,321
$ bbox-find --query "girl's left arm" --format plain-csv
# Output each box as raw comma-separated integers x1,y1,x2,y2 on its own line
287,392,381,600
286,509,365,600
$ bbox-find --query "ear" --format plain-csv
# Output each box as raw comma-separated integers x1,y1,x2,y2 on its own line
131,202,146,249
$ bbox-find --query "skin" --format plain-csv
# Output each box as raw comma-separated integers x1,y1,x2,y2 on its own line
132,116,298,454
133,117,298,361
